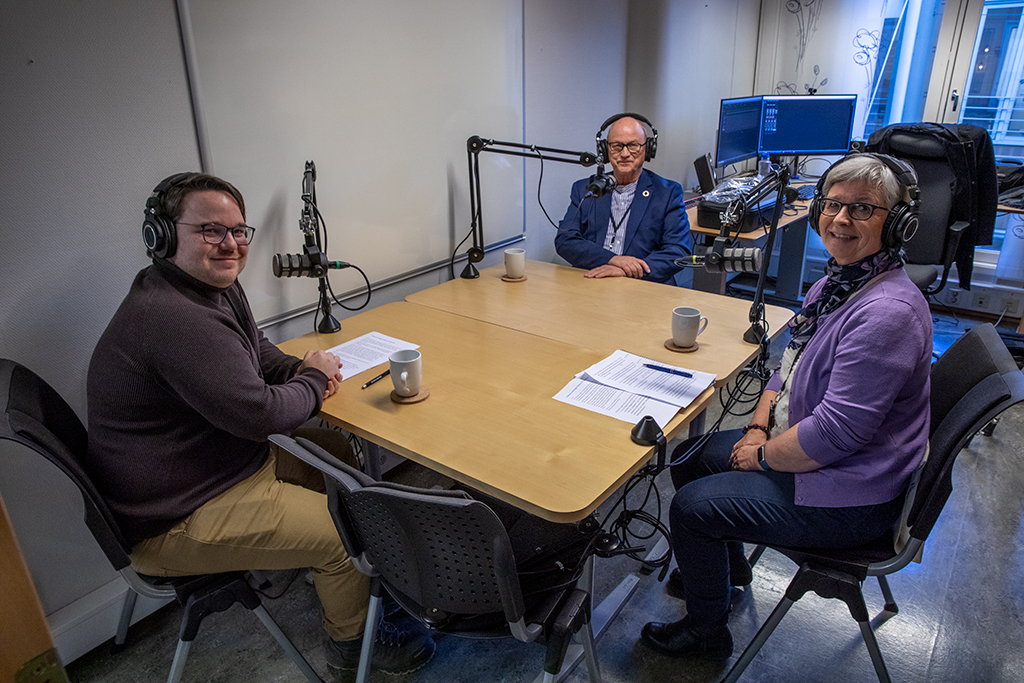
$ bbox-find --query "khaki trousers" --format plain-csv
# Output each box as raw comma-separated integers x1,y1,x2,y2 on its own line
130,428,369,642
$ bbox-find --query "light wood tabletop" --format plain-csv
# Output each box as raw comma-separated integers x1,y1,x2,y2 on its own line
406,260,794,386
278,302,714,523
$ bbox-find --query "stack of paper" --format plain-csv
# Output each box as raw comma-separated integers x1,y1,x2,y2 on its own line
553,350,715,426
327,332,418,381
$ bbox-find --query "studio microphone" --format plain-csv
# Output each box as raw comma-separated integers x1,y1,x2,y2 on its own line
585,164,617,197
272,250,351,278
675,247,762,274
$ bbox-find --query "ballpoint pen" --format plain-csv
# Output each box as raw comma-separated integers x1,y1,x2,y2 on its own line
643,363,692,378
361,369,390,389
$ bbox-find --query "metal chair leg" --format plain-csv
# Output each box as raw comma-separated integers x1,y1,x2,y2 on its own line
356,590,383,683
876,575,898,614
858,619,892,683
580,619,603,683
166,640,190,683
721,596,796,683
251,605,324,682
112,589,138,654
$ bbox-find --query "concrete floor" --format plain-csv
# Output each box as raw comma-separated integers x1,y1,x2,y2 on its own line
65,313,1024,683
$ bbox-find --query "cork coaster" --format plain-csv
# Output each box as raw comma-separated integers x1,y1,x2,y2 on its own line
501,275,527,283
390,387,430,404
664,339,699,353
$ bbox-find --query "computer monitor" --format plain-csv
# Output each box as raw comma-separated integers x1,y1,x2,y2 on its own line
758,94,857,157
715,96,763,168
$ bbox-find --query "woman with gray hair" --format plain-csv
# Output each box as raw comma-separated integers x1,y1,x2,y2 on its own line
641,153,931,659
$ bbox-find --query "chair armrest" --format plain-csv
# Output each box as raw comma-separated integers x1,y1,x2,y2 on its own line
925,220,968,295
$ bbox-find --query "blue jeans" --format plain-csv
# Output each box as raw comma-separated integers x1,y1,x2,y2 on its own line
668,430,905,628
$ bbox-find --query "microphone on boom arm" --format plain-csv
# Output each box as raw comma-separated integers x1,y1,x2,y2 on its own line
585,163,617,197
271,161,351,278
675,243,762,274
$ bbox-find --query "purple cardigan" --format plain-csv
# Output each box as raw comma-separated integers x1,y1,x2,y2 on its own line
766,268,931,507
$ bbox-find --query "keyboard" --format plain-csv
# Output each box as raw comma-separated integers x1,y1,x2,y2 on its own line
795,184,816,200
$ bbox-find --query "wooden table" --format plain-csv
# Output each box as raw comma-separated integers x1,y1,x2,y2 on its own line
278,302,714,524
406,260,793,388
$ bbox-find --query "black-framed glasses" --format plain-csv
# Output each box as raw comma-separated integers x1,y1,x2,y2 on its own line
819,198,889,221
177,222,256,245
607,141,644,155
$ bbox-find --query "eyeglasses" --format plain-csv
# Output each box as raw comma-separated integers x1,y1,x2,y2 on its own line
607,141,644,155
819,198,889,221
177,222,256,245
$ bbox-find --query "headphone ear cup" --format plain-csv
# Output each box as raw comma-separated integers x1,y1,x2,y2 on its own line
646,135,657,162
143,212,176,259
881,201,918,249
597,138,609,162
809,195,824,235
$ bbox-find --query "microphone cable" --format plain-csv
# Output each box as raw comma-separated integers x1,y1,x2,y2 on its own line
308,201,371,313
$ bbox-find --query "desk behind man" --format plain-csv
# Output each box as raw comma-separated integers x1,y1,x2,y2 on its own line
83,172,433,675
555,113,690,283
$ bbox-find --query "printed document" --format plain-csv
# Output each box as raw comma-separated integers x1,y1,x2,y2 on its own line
554,350,715,426
327,332,418,380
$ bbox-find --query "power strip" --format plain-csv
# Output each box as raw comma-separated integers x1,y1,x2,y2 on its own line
934,282,1024,319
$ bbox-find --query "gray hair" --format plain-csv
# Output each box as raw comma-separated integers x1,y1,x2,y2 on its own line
822,154,911,208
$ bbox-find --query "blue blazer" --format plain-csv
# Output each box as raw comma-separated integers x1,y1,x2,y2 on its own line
554,169,691,283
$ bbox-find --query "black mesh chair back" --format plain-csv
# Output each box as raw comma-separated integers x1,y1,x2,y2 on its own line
272,434,602,683
723,323,1024,683
0,360,323,683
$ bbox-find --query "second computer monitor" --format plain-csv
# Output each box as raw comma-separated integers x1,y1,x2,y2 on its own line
715,96,763,168
758,94,857,157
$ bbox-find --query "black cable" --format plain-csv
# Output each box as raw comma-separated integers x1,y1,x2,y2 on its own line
532,146,561,230
308,201,371,312
254,568,303,600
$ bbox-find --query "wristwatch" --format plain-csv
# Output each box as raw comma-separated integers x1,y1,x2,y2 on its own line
757,444,772,471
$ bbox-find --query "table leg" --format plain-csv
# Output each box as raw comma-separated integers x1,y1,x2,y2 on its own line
362,439,382,480
772,215,809,305
688,409,706,439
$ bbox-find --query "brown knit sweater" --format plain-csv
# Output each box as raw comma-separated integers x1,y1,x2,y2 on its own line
85,259,328,547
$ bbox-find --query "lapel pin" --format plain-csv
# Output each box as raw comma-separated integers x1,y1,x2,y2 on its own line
643,190,650,197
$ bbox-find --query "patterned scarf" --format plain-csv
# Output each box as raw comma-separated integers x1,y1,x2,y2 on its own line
788,249,904,351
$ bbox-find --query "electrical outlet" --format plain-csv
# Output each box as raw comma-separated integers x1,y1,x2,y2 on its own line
947,288,962,305
974,293,989,310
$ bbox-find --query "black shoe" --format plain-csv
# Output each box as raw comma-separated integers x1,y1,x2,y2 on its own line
640,615,733,658
326,621,435,675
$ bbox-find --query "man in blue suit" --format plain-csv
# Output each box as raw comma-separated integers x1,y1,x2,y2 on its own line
555,114,690,283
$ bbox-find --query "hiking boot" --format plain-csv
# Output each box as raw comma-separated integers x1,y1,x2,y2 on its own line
325,621,435,675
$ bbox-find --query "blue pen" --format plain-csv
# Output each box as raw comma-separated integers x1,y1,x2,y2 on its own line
644,363,692,378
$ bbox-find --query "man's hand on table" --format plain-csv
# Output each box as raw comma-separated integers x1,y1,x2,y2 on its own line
300,350,343,398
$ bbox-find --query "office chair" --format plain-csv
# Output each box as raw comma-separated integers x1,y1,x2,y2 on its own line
866,124,997,297
722,323,1024,683
269,433,603,683
0,359,323,683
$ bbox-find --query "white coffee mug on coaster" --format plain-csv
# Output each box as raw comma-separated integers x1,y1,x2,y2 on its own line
504,248,526,279
389,349,422,397
672,306,708,348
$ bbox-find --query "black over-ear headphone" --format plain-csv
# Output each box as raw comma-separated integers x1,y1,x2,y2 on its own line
809,152,920,250
596,113,658,163
142,172,196,259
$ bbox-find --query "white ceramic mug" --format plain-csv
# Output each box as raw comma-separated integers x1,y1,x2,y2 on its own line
672,306,708,348
504,248,526,279
389,349,422,397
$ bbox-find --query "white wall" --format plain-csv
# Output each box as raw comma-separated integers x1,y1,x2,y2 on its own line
627,0,763,190
0,0,760,663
